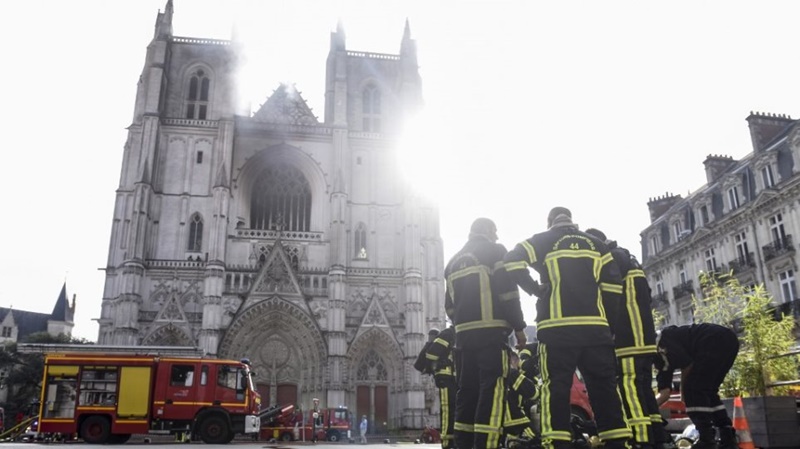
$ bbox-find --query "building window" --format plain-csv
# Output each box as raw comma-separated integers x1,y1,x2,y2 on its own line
188,214,203,252
762,165,775,188
727,186,740,211
704,248,717,272
362,85,381,132
769,212,787,245
1,327,11,338
649,235,660,255
355,223,368,259
734,231,749,263
673,221,683,243
196,151,203,164
679,263,687,284
250,163,312,232
185,69,210,120
779,269,797,303
697,205,709,226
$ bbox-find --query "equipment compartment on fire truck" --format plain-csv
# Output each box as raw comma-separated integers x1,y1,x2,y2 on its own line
19,344,262,445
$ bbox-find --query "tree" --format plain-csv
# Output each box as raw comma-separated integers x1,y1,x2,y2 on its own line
0,333,92,420
692,272,798,397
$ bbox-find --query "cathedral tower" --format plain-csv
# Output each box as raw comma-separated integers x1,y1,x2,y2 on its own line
98,1,445,429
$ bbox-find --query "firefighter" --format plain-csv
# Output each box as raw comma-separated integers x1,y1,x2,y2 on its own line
445,217,528,449
414,328,441,375
654,323,739,449
424,325,457,449
503,348,540,449
585,228,674,449
503,207,631,449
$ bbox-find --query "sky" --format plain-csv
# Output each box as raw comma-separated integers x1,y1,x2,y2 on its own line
2,0,800,341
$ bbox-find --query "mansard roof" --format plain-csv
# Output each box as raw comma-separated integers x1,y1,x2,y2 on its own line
252,84,319,126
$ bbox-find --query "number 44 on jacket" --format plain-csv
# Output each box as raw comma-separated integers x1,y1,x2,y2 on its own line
20,343,261,444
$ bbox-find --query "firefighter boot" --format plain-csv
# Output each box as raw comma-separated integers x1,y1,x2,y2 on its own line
717,426,736,449
690,427,718,449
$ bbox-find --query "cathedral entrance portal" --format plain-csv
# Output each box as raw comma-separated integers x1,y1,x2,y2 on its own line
218,297,326,407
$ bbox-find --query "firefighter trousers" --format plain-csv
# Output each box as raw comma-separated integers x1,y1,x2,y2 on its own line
454,344,508,449
538,342,631,449
617,354,659,444
684,331,739,431
439,381,456,449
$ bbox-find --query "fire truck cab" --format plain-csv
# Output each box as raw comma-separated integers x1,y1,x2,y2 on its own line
21,344,261,444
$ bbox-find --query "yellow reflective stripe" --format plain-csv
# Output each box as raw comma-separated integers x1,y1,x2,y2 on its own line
600,283,623,294
538,343,553,439
545,249,603,261
621,357,647,442
615,346,657,357
455,319,511,333
625,273,645,347
440,387,451,443
537,316,609,330
600,252,614,266
434,337,450,348
426,354,439,361
520,349,531,358
499,290,520,301
454,422,474,432
546,257,561,319
628,269,645,278
522,240,536,264
448,264,494,323
504,261,529,272
493,260,505,271
504,416,530,427
598,428,633,440
513,374,525,391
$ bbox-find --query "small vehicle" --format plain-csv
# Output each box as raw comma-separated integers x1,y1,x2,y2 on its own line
260,405,352,442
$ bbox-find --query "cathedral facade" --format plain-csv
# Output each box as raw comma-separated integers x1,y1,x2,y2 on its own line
97,1,446,429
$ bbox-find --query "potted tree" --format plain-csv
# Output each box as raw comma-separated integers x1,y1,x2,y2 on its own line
692,273,799,449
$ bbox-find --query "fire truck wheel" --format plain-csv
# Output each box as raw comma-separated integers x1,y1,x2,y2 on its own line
80,416,111,444
280,432,294,441
327,430,340,442
199,415,231,444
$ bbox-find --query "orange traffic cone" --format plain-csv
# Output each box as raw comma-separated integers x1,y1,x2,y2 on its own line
732,396,755,449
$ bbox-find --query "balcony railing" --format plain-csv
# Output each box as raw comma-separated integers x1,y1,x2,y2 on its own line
762,235,794,261
728,252,756,274
673,280,694,299
652,291,669,306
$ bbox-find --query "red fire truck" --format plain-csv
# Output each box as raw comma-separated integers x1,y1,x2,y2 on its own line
260,404,352,442
19,344,261,444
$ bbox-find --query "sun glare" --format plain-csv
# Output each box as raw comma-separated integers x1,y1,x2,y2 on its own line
397,112,452,204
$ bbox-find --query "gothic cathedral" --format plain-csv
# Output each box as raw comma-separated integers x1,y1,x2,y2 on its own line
97,1,446,428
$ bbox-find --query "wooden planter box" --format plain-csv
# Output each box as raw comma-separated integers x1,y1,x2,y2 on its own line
722,396,800,449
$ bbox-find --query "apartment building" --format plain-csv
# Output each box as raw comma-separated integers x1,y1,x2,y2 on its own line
641,112,800,326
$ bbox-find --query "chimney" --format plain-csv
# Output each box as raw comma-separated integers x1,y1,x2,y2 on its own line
647,192,682,223
703,154,737,184
746,111,794,152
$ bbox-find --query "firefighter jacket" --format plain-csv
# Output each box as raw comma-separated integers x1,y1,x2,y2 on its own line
654,323,738,391
413,341,435,375
607,241,658,358
425,326,456,388
445,235,526,349
503,224,623,347
519,342,540,380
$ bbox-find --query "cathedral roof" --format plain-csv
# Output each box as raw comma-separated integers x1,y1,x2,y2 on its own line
51,282,74,322
253,84,319,126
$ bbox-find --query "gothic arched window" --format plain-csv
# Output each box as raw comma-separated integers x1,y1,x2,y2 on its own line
185,68,210,120
355,223,368,258
356,349,387,381
362,85,381,132
250,163,311,231
188,213,203,252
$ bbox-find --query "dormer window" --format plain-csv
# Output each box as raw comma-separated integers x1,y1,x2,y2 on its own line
362,85,381,132
672,220,683,243
727,186,740,211
186,69,210,120
650,234,660,255
762,165,775,188
697,204,709,227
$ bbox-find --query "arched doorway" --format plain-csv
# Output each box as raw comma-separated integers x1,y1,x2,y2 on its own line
348,328,404,431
